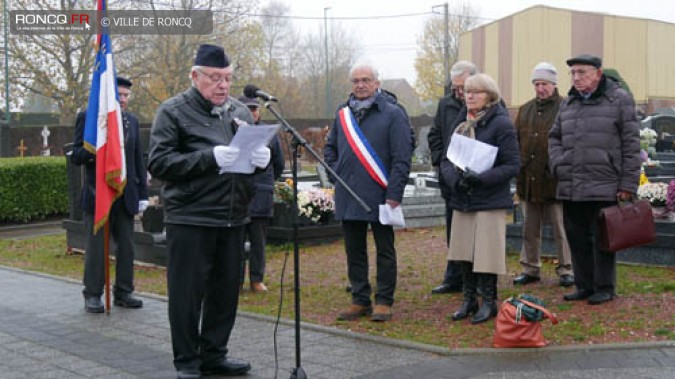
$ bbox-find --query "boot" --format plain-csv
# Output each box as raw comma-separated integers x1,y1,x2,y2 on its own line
451,262,478,321
471,273,498,324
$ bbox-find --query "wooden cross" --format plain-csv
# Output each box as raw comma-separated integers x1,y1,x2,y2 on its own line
17,139,28,157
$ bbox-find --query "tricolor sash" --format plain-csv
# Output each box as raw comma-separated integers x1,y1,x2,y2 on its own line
338,106,388,189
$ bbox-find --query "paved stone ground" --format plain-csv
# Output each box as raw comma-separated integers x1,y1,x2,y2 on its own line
0,224,673,378
0,267,673,379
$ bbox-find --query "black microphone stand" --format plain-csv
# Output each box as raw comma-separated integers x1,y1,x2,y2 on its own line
264,101,370,379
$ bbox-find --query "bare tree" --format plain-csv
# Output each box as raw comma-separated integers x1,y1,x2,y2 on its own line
8,0,96,124
414,1,478,103
113,0,260,121
295,22,360,119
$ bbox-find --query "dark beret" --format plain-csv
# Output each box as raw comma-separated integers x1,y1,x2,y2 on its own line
566,54,602,68
116,76,132,88
194,44,230,68
237,95,260,108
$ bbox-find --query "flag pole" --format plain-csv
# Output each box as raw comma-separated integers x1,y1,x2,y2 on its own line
104,221,111,314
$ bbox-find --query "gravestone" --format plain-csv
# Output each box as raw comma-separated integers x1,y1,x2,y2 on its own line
646,152,675,183
41,125,51,156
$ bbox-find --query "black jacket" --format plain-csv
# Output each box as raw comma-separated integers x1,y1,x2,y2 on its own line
428,94,463,199
249,132,285,217
440,104,520,212
70,111,148,216
147,87,256,227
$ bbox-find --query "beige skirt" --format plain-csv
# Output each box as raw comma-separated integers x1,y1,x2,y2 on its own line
448,209,507,275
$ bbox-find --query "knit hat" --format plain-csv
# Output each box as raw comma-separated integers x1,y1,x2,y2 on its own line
531,62,558,84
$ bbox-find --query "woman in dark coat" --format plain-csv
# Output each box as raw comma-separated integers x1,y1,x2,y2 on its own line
440,73,520,324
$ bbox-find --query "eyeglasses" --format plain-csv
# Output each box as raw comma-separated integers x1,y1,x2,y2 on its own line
351,77,374,85
451,85,464,93
465,90,486,96
569,68,597,77
196,68,230,84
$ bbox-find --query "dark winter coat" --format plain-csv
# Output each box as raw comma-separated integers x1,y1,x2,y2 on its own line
71,111,148,216
428,93,464,199
248,132,285,218
147,87,256,227
515,89,562,203
548,75,640,201
440,104,520,212
325,92,413,222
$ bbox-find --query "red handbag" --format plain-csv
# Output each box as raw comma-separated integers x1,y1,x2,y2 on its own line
493,297,558,348
598,200,656,252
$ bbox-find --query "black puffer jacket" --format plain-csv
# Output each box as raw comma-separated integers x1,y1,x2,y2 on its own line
548,76,640,201
440,104,520,212
148,87,256,227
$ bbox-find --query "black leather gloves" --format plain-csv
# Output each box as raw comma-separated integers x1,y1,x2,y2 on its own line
456,168,481,194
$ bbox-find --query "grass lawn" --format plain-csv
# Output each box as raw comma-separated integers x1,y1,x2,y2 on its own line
0,227,673,349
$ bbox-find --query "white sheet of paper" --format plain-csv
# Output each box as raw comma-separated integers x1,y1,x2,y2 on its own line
379,203,405,228
220,123,281,174
446,134,498,174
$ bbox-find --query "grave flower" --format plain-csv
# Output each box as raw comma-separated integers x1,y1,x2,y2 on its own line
637,182,668,208
297,188,335,223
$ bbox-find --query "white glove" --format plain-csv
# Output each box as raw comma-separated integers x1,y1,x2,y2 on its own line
251,146,271,168
138,200,149,213
213,145,240,168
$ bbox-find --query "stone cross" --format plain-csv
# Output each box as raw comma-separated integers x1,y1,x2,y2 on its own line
17,139,27,157
41,125,51,156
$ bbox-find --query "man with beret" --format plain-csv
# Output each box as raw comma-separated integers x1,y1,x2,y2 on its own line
549,54,640,305
148,44,269,378
237,95,285,293
71,76,148,313
513,62,574,288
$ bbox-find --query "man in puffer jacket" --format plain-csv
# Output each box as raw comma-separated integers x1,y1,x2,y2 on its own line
549,54,640,306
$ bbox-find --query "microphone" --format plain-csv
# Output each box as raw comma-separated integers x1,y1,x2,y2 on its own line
244,84,278,102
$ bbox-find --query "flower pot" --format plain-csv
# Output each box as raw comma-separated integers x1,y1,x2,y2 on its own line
271,203,313,227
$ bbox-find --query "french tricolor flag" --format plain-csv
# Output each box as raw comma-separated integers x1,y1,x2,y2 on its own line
82,0,126,234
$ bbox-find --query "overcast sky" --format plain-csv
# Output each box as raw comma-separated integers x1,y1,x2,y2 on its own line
267,0,675,84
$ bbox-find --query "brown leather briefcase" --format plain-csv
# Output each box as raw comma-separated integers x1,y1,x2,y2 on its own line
599,200,656,252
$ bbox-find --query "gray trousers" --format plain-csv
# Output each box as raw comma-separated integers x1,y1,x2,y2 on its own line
82,200,136,298
519,200,573,277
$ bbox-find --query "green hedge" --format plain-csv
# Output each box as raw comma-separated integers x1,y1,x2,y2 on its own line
0,157,69,222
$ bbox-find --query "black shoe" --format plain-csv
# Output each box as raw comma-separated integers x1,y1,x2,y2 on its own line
471,301,497,324
512,274,540,285
451,299,478,321
563,289,594,301
431,283,463,294
113,294,143,308
201,357,251,376
177,369,201,379
84,297,104,313
559,274,575,287
587,292,616,305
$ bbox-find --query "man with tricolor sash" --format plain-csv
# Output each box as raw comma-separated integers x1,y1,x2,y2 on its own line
325,63,413,322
